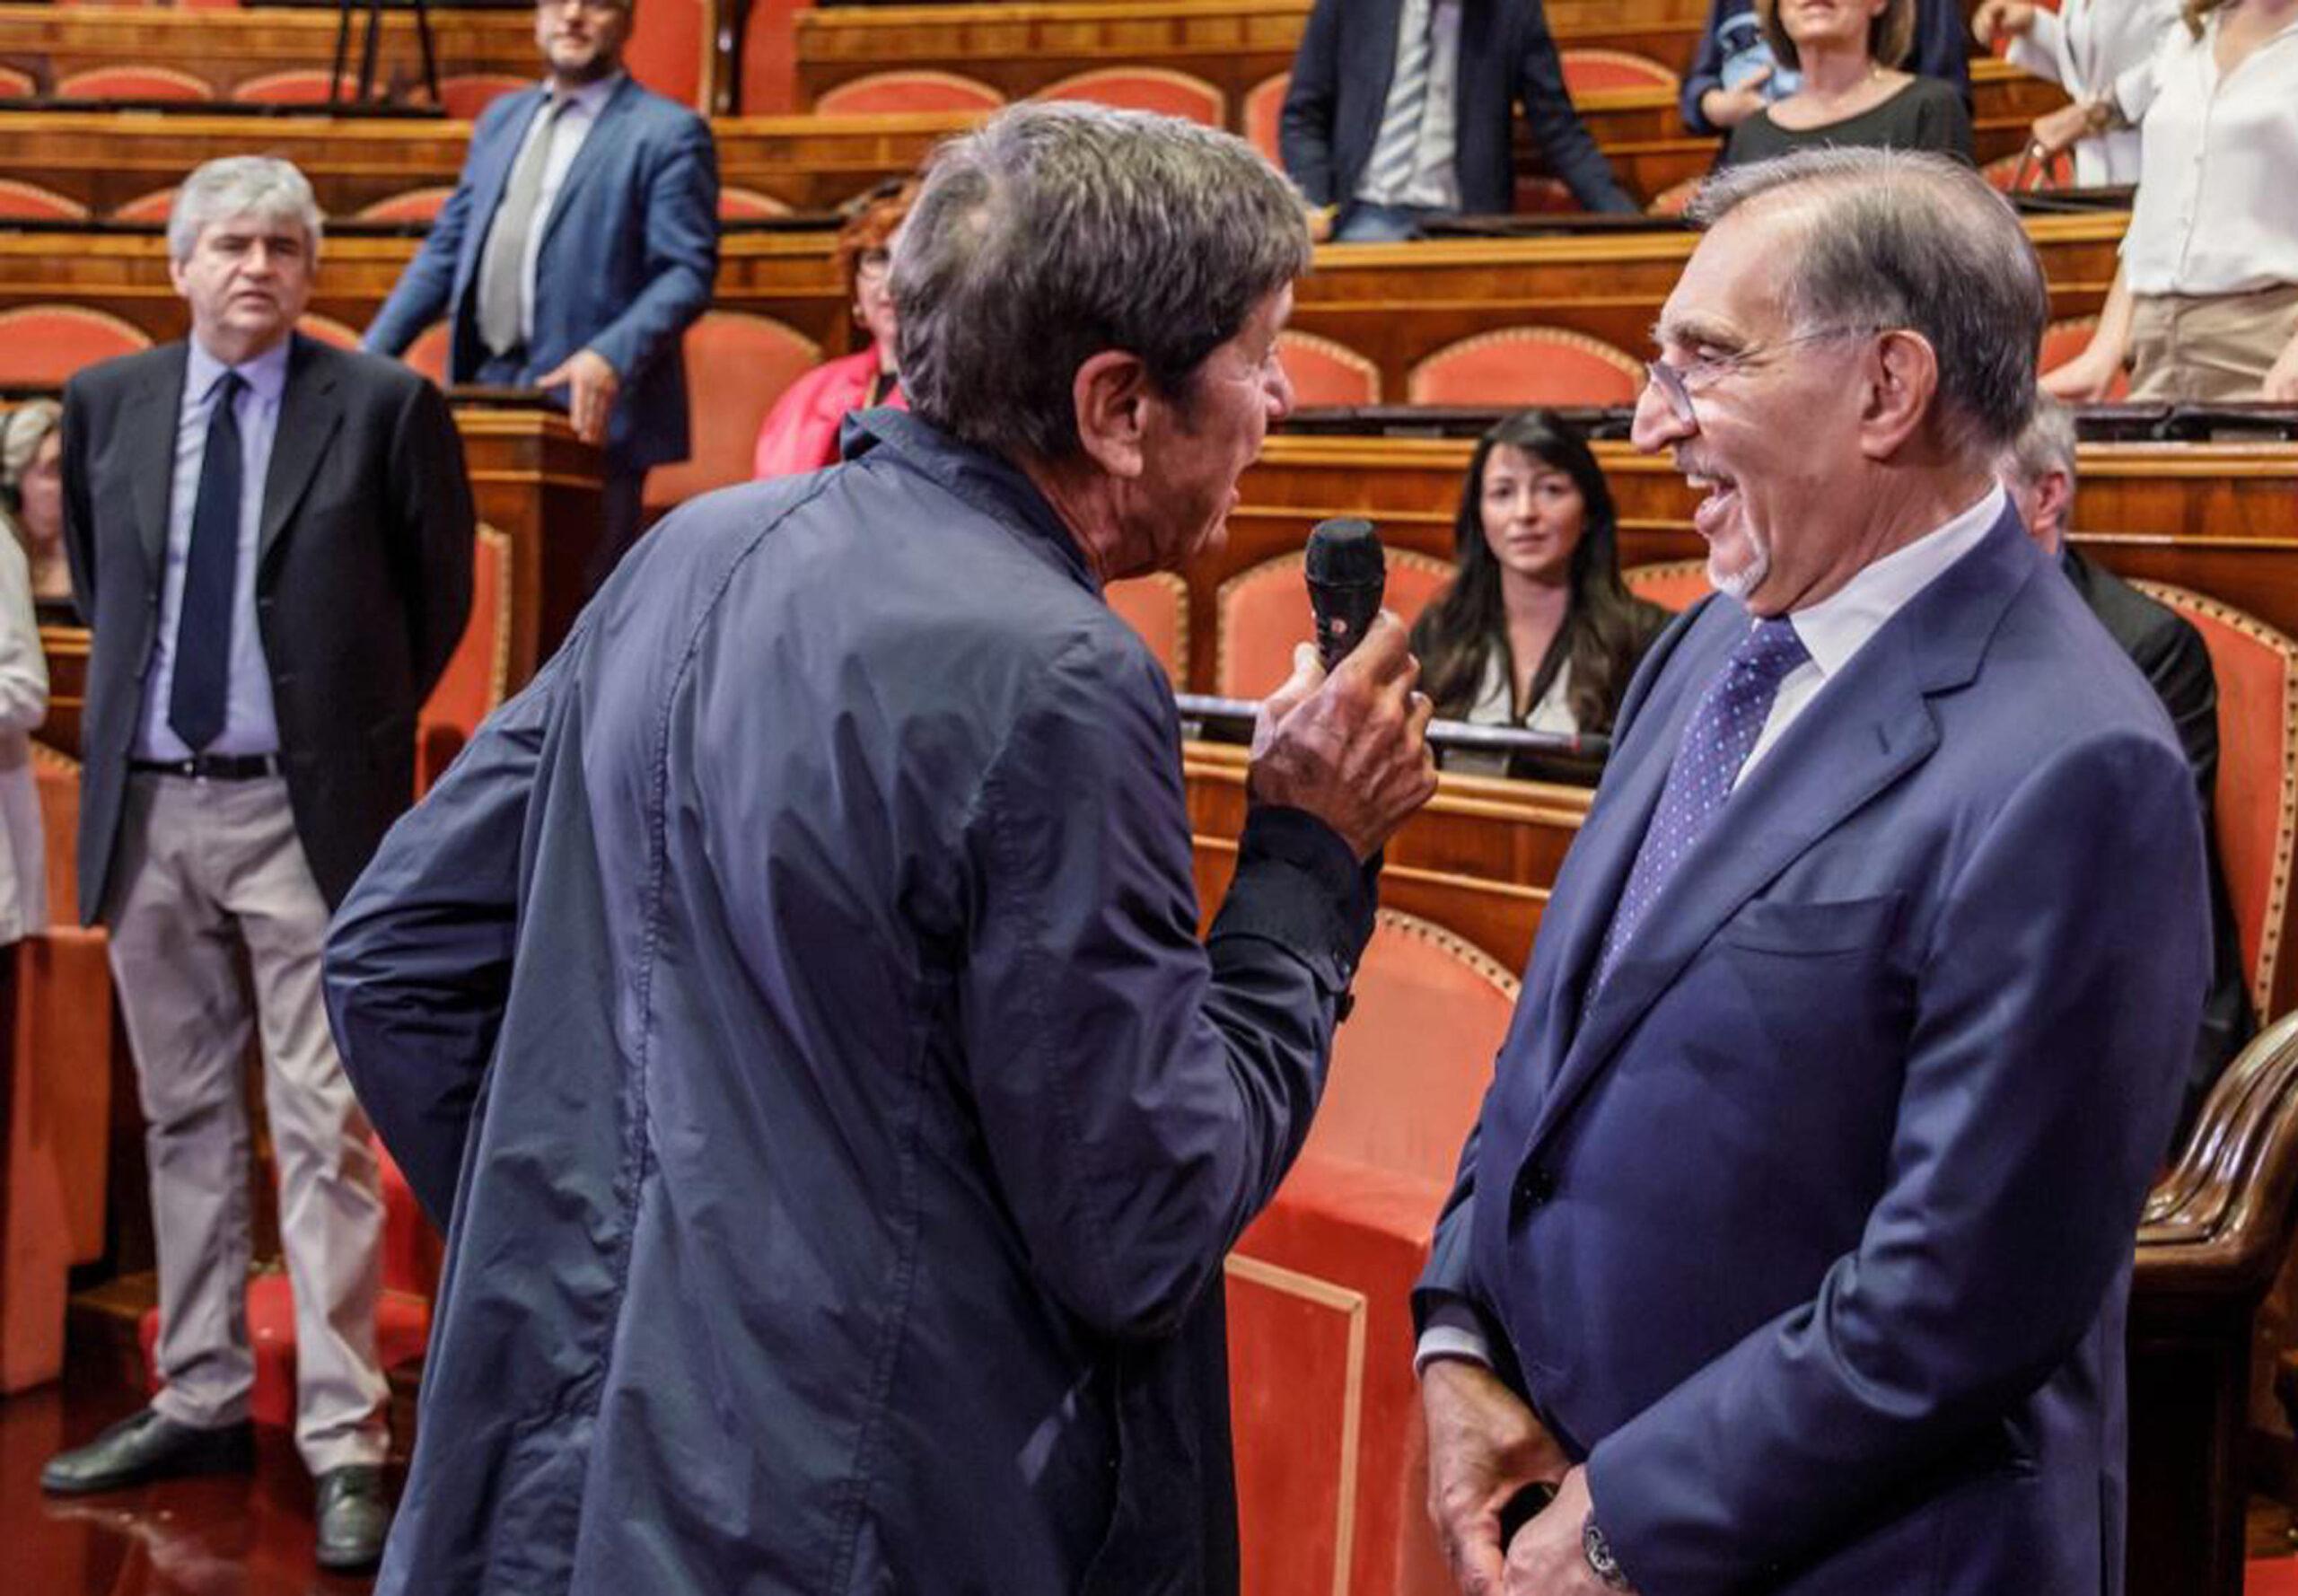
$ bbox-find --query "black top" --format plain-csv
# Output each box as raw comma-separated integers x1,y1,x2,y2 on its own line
1721,74,1974,168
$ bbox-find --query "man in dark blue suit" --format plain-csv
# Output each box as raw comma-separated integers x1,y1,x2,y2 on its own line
1415,148,2209,1595
364,0,718,587
1279,0,1638,240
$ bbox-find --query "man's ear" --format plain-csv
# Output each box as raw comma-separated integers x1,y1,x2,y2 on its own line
1071,349,1153,480
2033,468,2074,546
1856,329,1941,461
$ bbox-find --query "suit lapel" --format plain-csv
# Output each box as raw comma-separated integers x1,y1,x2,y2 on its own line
538,77,636,259
1522,509,2036,1162
130,346,189,574
259,336,342,566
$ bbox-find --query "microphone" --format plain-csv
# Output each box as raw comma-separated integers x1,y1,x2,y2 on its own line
1304,517,1386,671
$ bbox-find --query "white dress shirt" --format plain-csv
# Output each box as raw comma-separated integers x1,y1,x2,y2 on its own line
136,336,289,761
2117,9,2298,295
504,73,619,345
1415,483,2007,1374
2007,0,2182,184
1356,0,1464,211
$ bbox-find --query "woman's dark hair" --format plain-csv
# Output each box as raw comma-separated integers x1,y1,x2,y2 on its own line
1412,410,1663,735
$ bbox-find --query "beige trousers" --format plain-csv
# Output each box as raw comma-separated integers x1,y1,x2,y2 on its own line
103,771,388,1474
2128,283,2298,402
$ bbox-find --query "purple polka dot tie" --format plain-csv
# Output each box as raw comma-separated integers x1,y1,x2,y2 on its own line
1593,617,1809,992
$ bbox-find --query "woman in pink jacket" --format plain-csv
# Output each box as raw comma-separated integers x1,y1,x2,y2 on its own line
753,183,917,478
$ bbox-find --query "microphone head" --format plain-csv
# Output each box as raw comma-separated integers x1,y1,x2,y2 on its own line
1305,518,1384,588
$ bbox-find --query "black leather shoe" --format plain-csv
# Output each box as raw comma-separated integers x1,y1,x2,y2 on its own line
39,1407,255,1495
313,1464,392,1574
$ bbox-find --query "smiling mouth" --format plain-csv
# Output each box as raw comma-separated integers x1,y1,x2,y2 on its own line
1684,468,1742,539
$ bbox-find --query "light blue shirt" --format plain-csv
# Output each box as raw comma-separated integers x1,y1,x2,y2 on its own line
136,335,288,760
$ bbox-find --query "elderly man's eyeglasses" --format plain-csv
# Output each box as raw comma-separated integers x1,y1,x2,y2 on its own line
1643,326,1879,425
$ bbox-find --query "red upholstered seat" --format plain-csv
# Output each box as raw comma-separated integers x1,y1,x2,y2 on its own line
814,70,1004,115
1983,147,2074,193
438,73,528,119
623,0,706,109
2040,317,2129,400
643,311,821,514
356,186,456,224
2131,583,2298,1022
1106,572,1188,689
401,321,452,387
1039,67,1225,126
0,180,87,222
1243,72,1288,164
1559,48,1680,93
1278,329,1381,408
417,524,513,794
1407,326,1644,407
1215,549,1452,698
56,65,212,101
110,187,178,224
228,69,358,104
0,64,33,98
1623,557,1713,612
294,313,361,350
0,305,150,384
719,185,794,220
1228,910,1522,1596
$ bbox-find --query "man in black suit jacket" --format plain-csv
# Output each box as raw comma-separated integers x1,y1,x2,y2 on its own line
1999,397,2253,1141
1279,0,1638,240
45,156,473,1575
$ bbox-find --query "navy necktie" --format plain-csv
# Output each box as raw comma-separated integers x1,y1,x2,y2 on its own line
1592,616,1809,991
169,369,245,754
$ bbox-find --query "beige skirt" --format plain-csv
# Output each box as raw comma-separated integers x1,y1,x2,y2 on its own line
2127,283,2298,402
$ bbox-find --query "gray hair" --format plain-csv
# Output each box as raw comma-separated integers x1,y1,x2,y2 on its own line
891,101,1311,460
1999,393,2078,495
1687,147,2045,456
1,399,60,492
167,156,324,264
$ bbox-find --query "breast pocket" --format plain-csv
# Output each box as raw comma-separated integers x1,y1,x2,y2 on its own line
1716,891,1904,956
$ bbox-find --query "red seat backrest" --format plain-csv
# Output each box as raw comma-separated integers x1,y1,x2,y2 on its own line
1107,573,1188,689
1408,327,1644,407
643,311,822,513
0,305,151,384
1215,549,1453,698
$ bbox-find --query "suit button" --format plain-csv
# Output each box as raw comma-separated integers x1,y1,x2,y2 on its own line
1510,1164,1557,1223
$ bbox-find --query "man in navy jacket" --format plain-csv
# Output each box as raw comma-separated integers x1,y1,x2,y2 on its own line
364,0,717,587
1416,148,2206,1595
1280,0,1638,236
327,105,1438,1595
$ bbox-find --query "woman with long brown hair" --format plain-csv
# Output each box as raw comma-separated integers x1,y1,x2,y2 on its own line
1410,411,1671,772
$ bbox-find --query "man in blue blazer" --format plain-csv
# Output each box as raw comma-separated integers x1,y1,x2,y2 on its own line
1279,0,1638,239
1415,147,2210,1596
364,0,718,587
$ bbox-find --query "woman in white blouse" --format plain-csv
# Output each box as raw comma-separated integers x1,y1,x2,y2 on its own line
2041,0,2298,401
0,526,46,950
1974,0,2181,184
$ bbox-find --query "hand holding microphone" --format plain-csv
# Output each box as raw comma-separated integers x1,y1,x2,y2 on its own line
1249,518,1439,860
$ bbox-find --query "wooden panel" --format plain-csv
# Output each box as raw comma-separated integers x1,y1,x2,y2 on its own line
0,109,973,220
0,3,539,101
1287,213,2125,403
0,225,856,357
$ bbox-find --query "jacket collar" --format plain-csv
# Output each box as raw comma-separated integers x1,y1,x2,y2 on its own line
843,408,1100,593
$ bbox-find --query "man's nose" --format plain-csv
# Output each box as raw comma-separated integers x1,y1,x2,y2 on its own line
1629,380,1692,454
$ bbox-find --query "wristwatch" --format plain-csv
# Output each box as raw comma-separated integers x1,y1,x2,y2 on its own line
1582,1513,1633,1591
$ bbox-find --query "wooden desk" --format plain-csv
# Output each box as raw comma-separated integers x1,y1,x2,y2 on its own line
0,226,857,355
0,108,974,221
1287,212,2126,397
0,4,537,101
